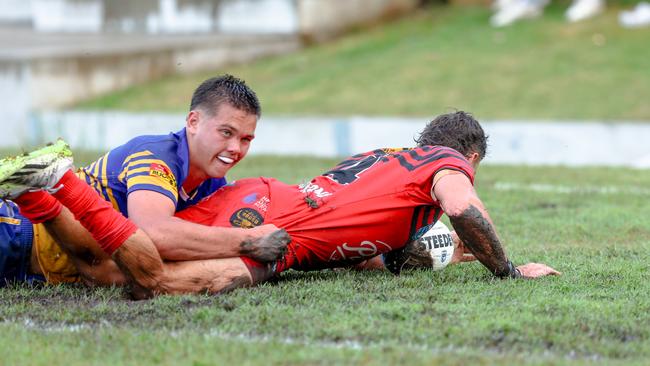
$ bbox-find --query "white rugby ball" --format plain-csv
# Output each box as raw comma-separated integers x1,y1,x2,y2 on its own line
413,220,455,271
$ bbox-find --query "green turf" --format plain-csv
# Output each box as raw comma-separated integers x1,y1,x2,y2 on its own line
2,155,650,365
78,2,650,120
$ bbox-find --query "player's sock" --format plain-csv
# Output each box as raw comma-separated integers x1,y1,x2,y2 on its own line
13,190,63,224
51,170,137,255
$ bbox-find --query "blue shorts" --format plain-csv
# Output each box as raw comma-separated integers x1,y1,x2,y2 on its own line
0,201,44,286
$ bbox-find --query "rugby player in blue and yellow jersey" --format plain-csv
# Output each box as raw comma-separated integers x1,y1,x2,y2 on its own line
80,75,286,262
0,75,288,286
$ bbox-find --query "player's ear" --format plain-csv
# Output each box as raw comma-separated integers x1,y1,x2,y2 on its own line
186,110,201,133
467,152,480,168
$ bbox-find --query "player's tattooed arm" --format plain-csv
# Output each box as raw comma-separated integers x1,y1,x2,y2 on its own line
433,172,520,279
434,171,560,279
448,205,520,278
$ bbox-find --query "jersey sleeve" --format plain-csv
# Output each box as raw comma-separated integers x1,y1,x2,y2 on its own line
401,146,476,204
119,150,180,205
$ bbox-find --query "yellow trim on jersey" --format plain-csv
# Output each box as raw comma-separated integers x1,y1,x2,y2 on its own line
123,150,154,166
33,223,80,284
124,167,151,176
118,158,171,182
100,151,119,210
91,155,103,195
0,217,20,225
126,176,178,201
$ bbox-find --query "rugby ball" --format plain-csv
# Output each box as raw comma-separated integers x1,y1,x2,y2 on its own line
413,220,455,271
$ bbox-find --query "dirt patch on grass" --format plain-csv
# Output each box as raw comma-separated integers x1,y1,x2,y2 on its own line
0,283,241,330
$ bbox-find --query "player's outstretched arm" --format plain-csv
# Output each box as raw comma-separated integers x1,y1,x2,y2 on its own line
127,190,288,262
433,173,559,279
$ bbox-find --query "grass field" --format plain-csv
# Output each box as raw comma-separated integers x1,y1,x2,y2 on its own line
79,2,650,120
2,154,650,365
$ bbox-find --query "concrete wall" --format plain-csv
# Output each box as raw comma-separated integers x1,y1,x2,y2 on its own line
0,0,32,24
3,0,421,36
298,0,421,41
25,112,650,168
0,62,31,146
0,33,300,143
32,0,104,32
0,0,422,145
22,35,299,109
216,0,299,34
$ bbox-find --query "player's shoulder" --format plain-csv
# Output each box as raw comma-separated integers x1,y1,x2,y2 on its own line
124,131,181,153
114,130,184,164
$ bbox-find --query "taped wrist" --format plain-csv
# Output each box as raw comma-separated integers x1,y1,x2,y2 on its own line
496,260,522,279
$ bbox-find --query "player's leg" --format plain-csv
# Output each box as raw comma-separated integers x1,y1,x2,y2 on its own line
38,206,127,286
0,141,280,296
0,141,151,289
149,254,278,296
0,200,44,285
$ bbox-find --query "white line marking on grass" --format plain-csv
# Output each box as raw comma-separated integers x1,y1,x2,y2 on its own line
201,329,489,354
494,182,650,196
4,318,103,333
197,330,603,362
3,319,604,362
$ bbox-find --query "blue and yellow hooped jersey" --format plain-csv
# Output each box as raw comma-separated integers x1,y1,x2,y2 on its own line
78,128,226,216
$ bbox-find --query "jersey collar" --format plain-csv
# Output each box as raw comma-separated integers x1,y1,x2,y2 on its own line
175,128,205,202
175,128,190,184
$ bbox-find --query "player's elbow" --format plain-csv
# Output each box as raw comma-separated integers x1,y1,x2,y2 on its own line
441,199,472,219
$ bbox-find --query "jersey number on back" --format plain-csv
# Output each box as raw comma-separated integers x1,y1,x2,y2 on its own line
323,154,383,185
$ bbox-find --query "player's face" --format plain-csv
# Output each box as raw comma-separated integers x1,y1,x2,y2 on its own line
186,103,257,179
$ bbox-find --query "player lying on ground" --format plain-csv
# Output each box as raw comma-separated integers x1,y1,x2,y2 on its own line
0,75,290,286
0,111,559,296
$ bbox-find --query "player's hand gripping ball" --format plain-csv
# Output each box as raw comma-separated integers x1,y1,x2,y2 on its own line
384,221,455,274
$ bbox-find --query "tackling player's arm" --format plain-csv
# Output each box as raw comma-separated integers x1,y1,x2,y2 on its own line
127,190,286,262
450,230,476,264
432,171,559,278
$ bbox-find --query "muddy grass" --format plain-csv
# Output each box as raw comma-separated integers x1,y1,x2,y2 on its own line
0,282,240,329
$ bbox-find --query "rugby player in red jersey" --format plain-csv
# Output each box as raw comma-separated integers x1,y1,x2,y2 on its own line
0,111,558,295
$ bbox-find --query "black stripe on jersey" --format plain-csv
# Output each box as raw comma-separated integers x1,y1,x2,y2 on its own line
407,146,465,161
432,167,473,181
417,148,465,163
394,151,468,172
433,207,442,224
421,206,432,227
406,206,423,246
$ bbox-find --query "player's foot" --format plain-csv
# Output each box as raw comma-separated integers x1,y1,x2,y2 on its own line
492,0,516,12
0,139,74,200
565,0,604,23
490,0,548,27
619,2,650,28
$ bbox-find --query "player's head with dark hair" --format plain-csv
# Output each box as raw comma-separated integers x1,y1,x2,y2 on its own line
190,74,261,118
415,111,488,161
185,75,260,179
